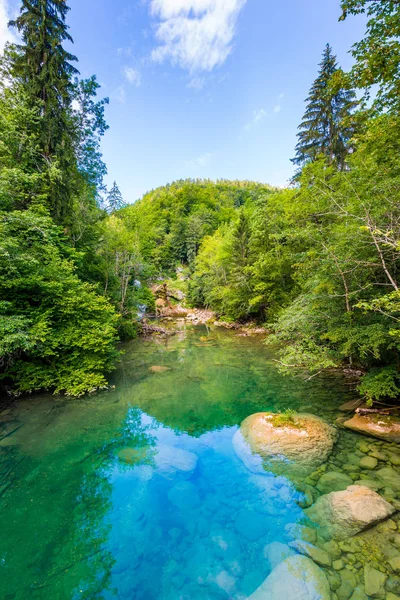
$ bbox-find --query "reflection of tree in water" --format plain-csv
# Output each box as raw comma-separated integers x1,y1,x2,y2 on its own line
0,406,157,599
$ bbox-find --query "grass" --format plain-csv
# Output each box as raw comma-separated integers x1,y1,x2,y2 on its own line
270,409,301,428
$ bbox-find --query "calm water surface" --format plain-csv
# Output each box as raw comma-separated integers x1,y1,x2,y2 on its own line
0,325,357,599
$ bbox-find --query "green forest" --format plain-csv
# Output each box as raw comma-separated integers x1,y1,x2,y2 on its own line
1,0,400,405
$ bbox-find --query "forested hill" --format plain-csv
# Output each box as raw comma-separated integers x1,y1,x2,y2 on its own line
120,180,275,273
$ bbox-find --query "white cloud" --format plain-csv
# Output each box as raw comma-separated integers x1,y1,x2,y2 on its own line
112,85,126,104
186,152,213,168
244,108,266,131
123,66,142,87
187,76,205,90
0,0,17,51
149,0,247,72
273,104,281,113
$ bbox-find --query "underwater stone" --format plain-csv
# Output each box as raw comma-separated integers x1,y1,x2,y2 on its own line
263,541,294,571
167,481,200,510
376,468,400,492
234,508,270,542
148,365,171,373
289,540,332,567
247,555,331,600
389,557,400,573
348,587,368,600
359,456,378,470
323,540,342,559
364,564,387,598
354,479,383,491
336,570,357,600
317,472,353,494
233,412,337,479
155,444,197,479
306,485,396,540
389,454,400,467
285,523,317,543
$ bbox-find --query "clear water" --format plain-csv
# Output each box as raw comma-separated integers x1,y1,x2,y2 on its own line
0,325,358,599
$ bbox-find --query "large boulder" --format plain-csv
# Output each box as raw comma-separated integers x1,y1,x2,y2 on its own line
306,485,395,540
248,555,331,600
342,414,400,443
233,412,337,478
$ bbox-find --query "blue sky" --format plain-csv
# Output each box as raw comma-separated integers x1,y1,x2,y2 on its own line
1,0,366,204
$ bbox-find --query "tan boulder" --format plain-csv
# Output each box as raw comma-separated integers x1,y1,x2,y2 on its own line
306,485,395,540
343,413,400,443
233,412,337,478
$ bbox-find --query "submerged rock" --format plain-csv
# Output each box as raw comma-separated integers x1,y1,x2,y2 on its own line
306,485,395,540
364,564,386,598
289,540,332,567
117,446,153,465
247,555,331,600
233,412,337,478
263,541,294,571
149,365,171,373
343,414,400,443
317,472,353,494
155,444,198,479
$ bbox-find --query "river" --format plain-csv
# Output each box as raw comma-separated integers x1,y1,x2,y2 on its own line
0,324,399,599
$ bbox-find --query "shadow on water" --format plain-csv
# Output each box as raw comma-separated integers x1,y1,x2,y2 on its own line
0,325,358,599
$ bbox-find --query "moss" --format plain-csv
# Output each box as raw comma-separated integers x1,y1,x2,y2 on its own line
271,409,301,429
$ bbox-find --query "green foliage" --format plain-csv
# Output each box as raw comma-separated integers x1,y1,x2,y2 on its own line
358,367,400,406
0,210,119,396
340,0,400,113
122,179,274,274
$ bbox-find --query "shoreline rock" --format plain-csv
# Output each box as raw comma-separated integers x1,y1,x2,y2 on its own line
342,413,400,444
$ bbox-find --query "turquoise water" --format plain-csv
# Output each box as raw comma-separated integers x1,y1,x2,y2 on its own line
0,325,360,598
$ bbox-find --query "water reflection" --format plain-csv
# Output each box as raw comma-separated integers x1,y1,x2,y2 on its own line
0,327,357,598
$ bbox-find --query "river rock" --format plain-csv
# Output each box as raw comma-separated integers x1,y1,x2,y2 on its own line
359,456,378,470
306,485,395,540
155,445,197,479
233,412,337,478
288,540,332,567
389,557,400,573
317,472,353,494
247,555,331,600
263,541,294,570
167,481,200,510
376,467,400,492
343,414,400,443
149,365,171,373
364,564,386,598
117,446,151,465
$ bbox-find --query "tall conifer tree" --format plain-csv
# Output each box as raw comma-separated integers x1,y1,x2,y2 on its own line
9,0,79,222
292,44,357,171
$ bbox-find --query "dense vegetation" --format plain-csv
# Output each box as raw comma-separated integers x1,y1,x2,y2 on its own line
1,0,400,404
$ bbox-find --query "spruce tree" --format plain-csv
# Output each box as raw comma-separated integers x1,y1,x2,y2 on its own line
9,0,79,222
106,182,125,213
292,44,357,171
10,0,78,156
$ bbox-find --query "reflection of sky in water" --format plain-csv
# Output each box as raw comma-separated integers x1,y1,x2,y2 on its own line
104,412,304,600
